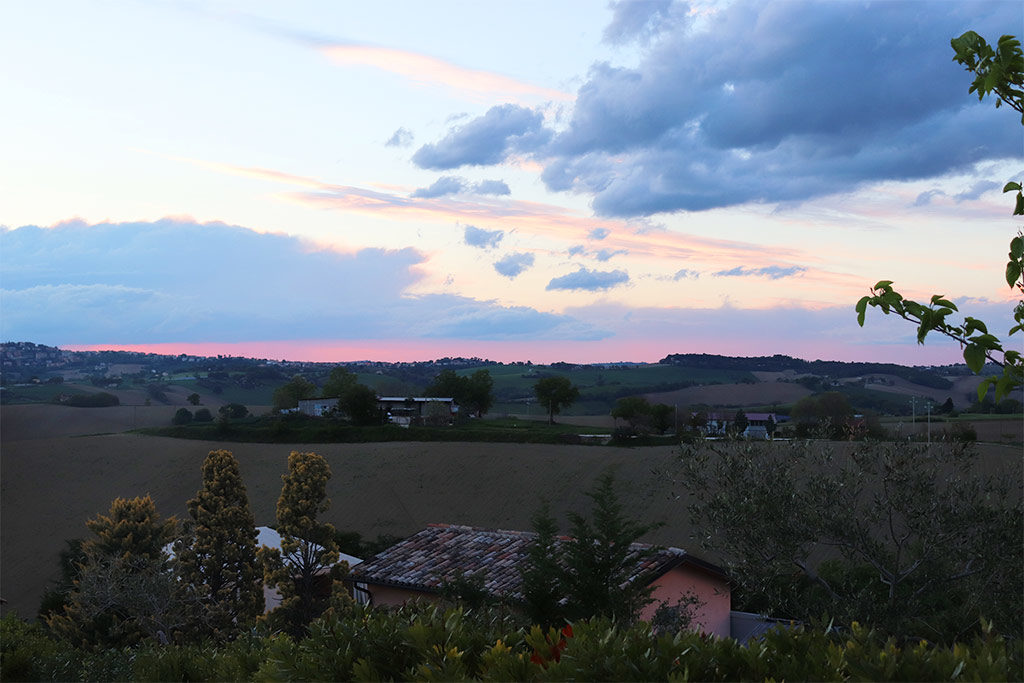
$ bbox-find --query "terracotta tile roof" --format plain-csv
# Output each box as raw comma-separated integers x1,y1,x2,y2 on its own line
349,523,719,601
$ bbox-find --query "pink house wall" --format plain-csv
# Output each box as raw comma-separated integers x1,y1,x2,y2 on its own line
639,564,731,637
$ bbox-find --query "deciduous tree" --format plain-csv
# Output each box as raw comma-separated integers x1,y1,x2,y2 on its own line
857,31,1023,401
273,375,317,411
533,376,579,424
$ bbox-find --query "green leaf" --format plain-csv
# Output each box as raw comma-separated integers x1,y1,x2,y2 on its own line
1015,193,1024,216
872,280,893,291
1004,182,1023,192
1007,261,1022,288
1010,235,1023,259
855,297,869,326
963,344,987,373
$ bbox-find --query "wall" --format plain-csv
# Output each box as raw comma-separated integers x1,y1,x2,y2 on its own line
640,563,731,637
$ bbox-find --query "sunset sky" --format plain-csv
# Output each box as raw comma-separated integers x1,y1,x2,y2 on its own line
2,0,1021,364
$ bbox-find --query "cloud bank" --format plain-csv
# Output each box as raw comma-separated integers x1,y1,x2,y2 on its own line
0,220,599,344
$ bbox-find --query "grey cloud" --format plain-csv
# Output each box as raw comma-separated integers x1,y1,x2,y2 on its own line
493,252,535,278
474,179,511,195
914,189,947,206
588,227,610,240
385,127,414,147
412,104,550,170
567,245,586,256
411,176,465,198
430,2,1019,217
603,0,674,45
713,265,806,279
463,225,504,249
546,267,629,291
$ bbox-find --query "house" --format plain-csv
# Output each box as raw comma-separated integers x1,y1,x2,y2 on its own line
377,397,457,427
296,397,338,417
347,523,733,638
296,396,458,426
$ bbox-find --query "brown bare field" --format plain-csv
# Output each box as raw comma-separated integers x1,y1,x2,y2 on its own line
2,405,1020,621
644,381,812,407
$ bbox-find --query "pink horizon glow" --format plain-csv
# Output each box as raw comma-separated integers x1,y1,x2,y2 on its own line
65,338,967,367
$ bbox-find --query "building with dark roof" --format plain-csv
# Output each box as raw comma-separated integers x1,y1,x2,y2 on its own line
348,523,733,637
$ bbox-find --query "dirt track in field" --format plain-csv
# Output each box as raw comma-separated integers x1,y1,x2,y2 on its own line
2,404,1020,620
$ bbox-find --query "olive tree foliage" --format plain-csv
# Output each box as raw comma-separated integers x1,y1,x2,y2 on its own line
46,496,183,648
675,440,1022,642
533,375,580,424
260,451,347,636
856,32,1023,402
175,450,263,640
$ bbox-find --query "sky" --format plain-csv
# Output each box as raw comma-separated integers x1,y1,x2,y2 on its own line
1,0,1022,365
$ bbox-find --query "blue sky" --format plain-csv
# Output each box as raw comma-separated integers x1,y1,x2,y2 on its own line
1,1,1021,363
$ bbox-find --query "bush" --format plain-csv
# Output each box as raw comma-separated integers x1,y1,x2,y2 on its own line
172,408,193,425
193,408,213,422
218,403,248,420
58,392,120,407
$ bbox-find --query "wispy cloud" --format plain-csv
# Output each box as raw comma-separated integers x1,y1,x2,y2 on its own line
385,127,414,147
320,44,572,103
713,265,807,280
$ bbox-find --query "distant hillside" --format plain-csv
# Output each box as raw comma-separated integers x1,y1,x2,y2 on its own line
659,353,954,390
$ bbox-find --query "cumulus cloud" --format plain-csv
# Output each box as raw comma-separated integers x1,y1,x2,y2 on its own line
463,225,504,249
493,252,535,278
474,179,511,195
546,267,629,291
412,103,550,170
411,176,465,198
713,265,806,279
588,227,610,240
417,2,1020,217
385,127,414,147
0,220,597,344
567,245,586,257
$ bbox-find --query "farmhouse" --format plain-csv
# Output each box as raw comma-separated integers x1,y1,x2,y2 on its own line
347,524,734,638
296,396,457,426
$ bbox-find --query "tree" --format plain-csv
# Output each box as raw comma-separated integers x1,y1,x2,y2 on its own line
218,403,248,420
534,376,580,424
857,32,1023,402
521,473,663,626
260,451,344,636
610,396,652,431
790,392,853,438
519,502,563,628
732,409,749,435
564,473,663,623
337,382,379,425
425,369,466,400
46,496,181,648
175,450,263,640
273,375,317,411
322,366,358,398
194,407,213,422
676,440,1022,642
172,408,193,425
463,369,495,418
187,392,201,406
649,403,674,435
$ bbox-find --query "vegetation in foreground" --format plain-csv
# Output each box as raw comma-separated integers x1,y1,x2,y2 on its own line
3,605,1021,682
